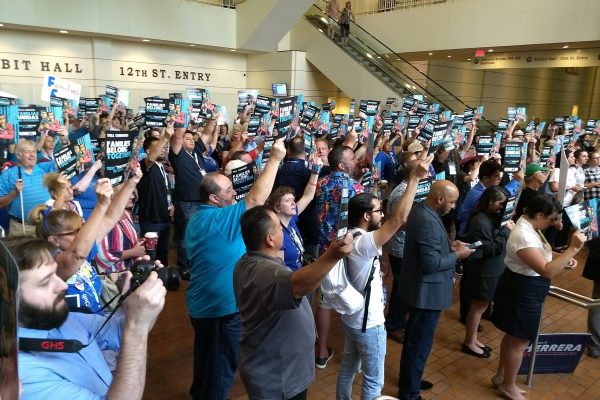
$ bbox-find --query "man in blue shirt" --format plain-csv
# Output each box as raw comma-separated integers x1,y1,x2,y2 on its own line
0,140,57,235
9,236,166,400
185,138,286,400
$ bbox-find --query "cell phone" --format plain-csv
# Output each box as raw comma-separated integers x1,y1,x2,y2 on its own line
467,241,483,249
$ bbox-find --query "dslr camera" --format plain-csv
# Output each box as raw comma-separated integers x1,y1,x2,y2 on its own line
128,260,180,291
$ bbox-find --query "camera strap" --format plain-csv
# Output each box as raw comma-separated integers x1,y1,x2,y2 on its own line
18,290,131,353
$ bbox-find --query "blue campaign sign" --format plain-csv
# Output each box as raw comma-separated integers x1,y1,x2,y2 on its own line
518,333,590,375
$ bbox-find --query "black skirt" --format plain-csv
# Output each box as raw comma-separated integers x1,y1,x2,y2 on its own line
492,268,550,341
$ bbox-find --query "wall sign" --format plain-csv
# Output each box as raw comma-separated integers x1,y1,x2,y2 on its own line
471,48,600,69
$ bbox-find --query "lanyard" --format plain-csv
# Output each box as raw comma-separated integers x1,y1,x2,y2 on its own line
156,162,173,208
186,149,206,176
281,222,305,261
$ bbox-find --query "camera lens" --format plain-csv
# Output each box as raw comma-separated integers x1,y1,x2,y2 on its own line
157,267,180,291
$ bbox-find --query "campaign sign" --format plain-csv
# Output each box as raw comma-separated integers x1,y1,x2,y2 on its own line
277,96,296,138
232,163,256,201
539,145,553,167
415,177,433,203
247,115,260,136
17,106,42,140
75,134,95,170
364,100,380,116
144,98,170,128
255,95,275,115
41,74,81,103
476,135,495,156
106,85,118,100
53,144,79,179
464,108,475,125
336,171,350,239
260,137,275,170
503,141,523,173
349,99,356,117
104,131,135,186
408,115,422,130
565,202,595,240
500,193,518,226
361,169,372,191
518,333,590,375
417,119,435,143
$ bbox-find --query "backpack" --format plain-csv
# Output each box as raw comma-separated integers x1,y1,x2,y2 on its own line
321,231,377,331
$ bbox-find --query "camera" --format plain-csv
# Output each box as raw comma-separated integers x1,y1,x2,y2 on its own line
129,260,180,291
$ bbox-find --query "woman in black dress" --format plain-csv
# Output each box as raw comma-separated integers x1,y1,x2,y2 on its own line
462,186,514,357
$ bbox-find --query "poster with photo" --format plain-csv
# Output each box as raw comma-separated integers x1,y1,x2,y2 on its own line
401,96,416,112
144,98,170,128
415,177,433,203
565,202,596,241
17,106,42,140
255,95,276,115
501,192,519,226
277,96,296,139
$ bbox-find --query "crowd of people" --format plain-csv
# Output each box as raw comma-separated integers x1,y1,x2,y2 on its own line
1,89,599,400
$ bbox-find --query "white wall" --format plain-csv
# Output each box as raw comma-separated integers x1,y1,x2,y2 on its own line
358,0,600,53
0,29,246,113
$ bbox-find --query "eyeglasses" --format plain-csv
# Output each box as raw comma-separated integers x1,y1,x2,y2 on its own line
56,228,80,237
367,209,384,214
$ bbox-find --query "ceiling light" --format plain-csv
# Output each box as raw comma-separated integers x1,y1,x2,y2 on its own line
189,44,196,47
320,17,328,24
366,53,373,59
59,30,69,34
404,83,411,88
467,58,471,61
230,49,236,52
562,45,569,49
488,49,494,52
142,39,150,42
447,55,452,58
396,58,401,61
0,24,4,27
377,56,381,59
428,52,433,56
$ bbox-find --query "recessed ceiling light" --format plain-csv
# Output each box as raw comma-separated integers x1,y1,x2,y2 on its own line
488,49,494,52
447,55,452,58
142,39,150,42
366,53,373,59
377,56,381,59
562,45,569,49
467,58,472,61
428,52,433,56
0,24,5,27
404,83,411,88
189,44,196,47
230,49,236,52
59,30,69,34
396,58,401,61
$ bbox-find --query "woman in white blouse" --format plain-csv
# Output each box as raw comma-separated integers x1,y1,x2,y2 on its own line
491,194,585,400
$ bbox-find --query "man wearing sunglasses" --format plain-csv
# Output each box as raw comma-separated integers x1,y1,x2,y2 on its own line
335,156,431,400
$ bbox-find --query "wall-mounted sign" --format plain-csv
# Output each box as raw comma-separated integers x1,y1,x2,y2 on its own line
471,48,600,69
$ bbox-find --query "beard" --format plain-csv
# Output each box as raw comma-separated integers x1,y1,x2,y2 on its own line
18,292,69,331
367,219,381,232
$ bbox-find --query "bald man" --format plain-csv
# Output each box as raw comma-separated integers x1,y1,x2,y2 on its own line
397,180,474,400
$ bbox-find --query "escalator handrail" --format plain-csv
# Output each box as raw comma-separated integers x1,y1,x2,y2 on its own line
311,3,496,128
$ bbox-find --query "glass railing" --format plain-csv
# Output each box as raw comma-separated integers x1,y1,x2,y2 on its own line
306,3,495,129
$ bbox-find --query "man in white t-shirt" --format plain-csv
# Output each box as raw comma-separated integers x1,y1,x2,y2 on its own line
335,157,430,400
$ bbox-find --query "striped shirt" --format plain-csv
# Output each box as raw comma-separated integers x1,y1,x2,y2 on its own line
584,166,600,201
95,211,139,274
0,161,57,220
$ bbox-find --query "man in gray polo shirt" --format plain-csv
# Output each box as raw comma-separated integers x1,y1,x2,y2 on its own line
234,206,352,399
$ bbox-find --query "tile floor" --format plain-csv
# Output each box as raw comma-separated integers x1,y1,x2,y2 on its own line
145,249,600,399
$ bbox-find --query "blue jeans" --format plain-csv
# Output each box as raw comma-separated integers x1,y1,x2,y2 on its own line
174,200,201,269
190,313,241,400
336,324,386,400
139,220,170,265
398,307,441,400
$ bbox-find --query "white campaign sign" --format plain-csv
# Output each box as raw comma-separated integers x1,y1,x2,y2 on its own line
40,74,82,103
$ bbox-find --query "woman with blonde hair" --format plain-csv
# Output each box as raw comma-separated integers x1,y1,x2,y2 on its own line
28,171,142,314
42,172,83,217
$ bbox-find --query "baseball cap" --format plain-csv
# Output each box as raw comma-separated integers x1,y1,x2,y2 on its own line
525,163,548,178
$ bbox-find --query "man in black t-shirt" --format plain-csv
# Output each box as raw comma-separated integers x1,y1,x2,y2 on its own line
137,127,174,265
169,126,213,277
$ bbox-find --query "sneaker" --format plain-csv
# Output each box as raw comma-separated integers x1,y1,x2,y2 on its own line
315,347,334,369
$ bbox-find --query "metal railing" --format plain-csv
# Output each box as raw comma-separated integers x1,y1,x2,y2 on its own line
525,286,600,387
316,0,450,16
306,3,495,129
181,0,239,8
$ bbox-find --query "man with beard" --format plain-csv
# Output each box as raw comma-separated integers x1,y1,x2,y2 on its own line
9,237,166,399
137,126,175,265
0,140,57,235
336,156,431,400
397,181,474,400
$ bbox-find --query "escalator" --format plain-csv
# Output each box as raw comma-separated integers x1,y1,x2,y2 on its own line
303,3,494,129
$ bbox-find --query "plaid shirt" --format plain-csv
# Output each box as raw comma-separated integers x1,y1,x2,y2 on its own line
584,166,600,201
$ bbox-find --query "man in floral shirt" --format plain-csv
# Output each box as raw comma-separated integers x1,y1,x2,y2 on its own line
314,145,363,368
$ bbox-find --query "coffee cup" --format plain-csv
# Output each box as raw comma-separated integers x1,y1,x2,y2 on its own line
144,232,158,251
